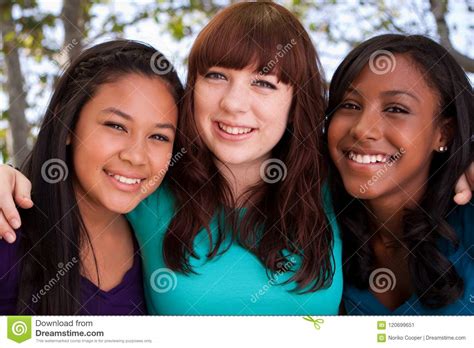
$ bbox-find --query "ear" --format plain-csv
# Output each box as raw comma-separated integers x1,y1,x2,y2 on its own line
66,133,71,145
434,117,454,152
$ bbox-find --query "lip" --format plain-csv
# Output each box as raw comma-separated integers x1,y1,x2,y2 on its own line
104,169,146,180
103,170,145,193
339,150,400,173
212,121,256,142
214,120,256,129
342,147,391,156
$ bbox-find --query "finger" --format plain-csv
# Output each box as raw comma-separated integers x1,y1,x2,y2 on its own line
453,174,471,205
13,171,33,209
0,194,22,229
0,210,16,243
454,190,472,205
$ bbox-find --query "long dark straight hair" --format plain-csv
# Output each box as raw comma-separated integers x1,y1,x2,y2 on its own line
17,40,183,314
164,2,334,292
326,34,473,308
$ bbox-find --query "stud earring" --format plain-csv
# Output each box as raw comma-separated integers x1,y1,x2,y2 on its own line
438,146,448,152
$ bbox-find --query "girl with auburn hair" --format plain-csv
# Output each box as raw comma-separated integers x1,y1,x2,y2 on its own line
128,1,342,314
326,34,473,314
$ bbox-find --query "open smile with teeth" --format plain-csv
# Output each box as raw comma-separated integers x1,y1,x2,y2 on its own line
218,122,254,135
106,171,143,185
346,151,393,164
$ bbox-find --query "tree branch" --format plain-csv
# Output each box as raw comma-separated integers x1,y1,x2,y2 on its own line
430,0,474,72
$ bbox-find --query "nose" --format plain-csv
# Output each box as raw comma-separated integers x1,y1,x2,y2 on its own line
119,137,147,166
220,80,250,114
350,104,383,142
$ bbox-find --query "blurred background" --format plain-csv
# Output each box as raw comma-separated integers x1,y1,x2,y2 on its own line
1,0,472,165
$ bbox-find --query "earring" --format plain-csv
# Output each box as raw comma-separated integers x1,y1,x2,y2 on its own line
322,115,329,135
438,146,448,152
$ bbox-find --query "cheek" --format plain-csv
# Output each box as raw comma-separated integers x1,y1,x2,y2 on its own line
259,96,291,135
194,85,216,125
149,146,174,175
327,117,347,154
387,121,436,166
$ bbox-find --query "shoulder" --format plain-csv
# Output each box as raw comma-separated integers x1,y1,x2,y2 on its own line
126,180,176,235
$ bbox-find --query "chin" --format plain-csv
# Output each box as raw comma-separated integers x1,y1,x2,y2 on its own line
341,180,383,200
214,152,254,166
103,197,142,214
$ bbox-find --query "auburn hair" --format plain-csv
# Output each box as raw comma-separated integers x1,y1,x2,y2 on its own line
164,1,334,292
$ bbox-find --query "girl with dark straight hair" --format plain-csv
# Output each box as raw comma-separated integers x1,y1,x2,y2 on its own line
0,39,182,314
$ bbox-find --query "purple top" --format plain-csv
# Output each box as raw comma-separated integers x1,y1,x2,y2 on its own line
0,231,147,315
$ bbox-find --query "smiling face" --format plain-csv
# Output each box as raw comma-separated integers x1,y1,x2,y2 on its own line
194,66,293,169
328,54,449,203
71,73,178,214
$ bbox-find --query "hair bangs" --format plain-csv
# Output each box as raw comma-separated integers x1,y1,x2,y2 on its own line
191,3,306,85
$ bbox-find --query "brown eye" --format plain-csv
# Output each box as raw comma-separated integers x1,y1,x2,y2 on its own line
150,134,170,142
105,122,127,132
205,72,226,80
252,80,276,90
340,102,359,110
385,106,408,114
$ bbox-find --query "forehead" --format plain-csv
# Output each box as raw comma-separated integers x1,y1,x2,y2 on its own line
80,74,178,123
351,54,433,97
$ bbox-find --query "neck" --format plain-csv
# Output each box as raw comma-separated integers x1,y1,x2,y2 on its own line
367,180,427,243
74,189,125,241
215,156,268,203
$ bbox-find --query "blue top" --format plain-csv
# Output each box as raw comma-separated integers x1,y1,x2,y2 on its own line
0,230,147,315
343,201,474,315
127,183,343,315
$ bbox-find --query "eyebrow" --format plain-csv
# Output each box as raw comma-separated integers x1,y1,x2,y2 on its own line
380,90,420,102
254,70,277,76
101,107,176,131
345,88,420,102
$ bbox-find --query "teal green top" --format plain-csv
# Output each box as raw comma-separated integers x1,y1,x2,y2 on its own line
127,183,343,315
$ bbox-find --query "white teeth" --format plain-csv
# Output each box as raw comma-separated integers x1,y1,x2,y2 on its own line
107,172,142,185
347,151,388,164
218,122,252,135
